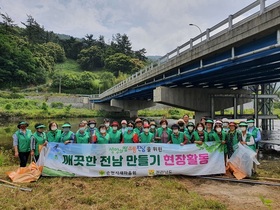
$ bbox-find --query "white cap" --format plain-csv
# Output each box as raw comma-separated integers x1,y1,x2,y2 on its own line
222,118,229,123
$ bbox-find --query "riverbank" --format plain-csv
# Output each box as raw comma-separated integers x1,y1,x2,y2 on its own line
0,163,279,210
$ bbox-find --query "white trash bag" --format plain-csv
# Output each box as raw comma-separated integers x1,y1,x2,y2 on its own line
228,142,260,177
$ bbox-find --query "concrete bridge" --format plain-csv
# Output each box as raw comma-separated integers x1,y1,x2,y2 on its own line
92,0,280,124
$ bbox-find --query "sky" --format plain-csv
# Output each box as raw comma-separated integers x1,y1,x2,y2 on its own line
0,0,277,56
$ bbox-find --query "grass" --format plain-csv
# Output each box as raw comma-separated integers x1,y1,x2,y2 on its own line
0,167,226,210
55,59,83,73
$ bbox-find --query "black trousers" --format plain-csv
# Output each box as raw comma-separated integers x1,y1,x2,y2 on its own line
19,152,30,167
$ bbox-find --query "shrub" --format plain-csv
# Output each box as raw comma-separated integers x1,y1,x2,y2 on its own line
4,103,12,110
50,102,64,109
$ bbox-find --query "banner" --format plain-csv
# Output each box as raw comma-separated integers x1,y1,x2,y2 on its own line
40,142,225,177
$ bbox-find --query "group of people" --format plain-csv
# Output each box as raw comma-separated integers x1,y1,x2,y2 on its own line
12,114,261,170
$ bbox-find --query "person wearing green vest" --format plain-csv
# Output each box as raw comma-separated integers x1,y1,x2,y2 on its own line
222,118,230,133
12,121,32,167
247,118,261,149
239,122,256,151
46,122,62,143
139,124,154,143
154,119,172,143
247,118,261,173
193,123,208,145
212,120,227,164
104,118,113,134
31,123,47,161
122,121,139,143
168,124,188,145
177,119,186,133
93,124,110,144
205,119,215,141
149,120,157,141
184,122,196,143
75,122,90,144
134,118,143,135
226,122,242,158
61,122,75,144
109,121,122,144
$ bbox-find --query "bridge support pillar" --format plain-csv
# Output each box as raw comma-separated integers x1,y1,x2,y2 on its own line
154,86,251,119
110,99,156,117
194,112,210,124
129,110,138,118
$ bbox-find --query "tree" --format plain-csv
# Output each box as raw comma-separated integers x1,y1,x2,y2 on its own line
77,46,104,70
105,53,145,76
21,15,46,44
60,36,83,59
134,48,147,61
0,12,17,34
42,42,66,63
111,33,133,56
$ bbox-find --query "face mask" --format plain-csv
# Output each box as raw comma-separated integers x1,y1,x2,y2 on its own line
122,124,127,128
188,126,194,131
112,126,118,131
173,129,178,134
127,127,133,131
100,129,106,133
51,126,57,131
197,127,203,132
89,124,95,128
248,123,254,128
241,127,247,132
63,128,70,132
144,128,149,133
105,123,110,127
216,127,222,133
162,125,167,129
151,125,155,129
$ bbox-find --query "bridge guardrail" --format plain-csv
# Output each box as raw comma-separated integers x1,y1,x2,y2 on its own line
99,0,280,99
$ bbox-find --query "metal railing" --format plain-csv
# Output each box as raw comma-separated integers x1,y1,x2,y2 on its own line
98,0,280,99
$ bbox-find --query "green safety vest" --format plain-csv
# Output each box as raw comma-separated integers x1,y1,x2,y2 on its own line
248,127,259,140
76,131,90,144
212,131,227,152
61,131,74,143
96,133,110,144
155,127,172,142
133,127,142,135
139,132,154,143
243,132,256,152
184,130,195,143
227,130,240,150
205,129,215,141
170,132,185,144
33,132,47,156
109,130,122,143
193,131,208,142
46,129,62,143
123,131,135,143
15,129,32,152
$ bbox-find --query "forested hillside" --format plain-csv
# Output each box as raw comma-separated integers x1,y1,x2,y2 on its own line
0,12,149,94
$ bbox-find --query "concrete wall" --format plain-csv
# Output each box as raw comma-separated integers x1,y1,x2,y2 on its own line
25,96,91,109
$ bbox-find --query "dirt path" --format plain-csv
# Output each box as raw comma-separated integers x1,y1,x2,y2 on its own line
180,178,280,210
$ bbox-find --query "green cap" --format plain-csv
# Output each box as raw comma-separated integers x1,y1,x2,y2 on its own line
239,122,248,127
246,119,254,123
35,124,46,129
17,121,29,128
62,123,71,128
187,122,195,127
205,119,214,124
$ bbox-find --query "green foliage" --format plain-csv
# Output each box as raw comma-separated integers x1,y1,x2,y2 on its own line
41,102,48,111
77,46,104,70
4,103,12,110
51,102,64,109
0,147,17,166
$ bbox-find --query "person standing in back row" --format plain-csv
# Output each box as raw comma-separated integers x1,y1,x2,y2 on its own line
12,121,32,167
31,123,47,161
